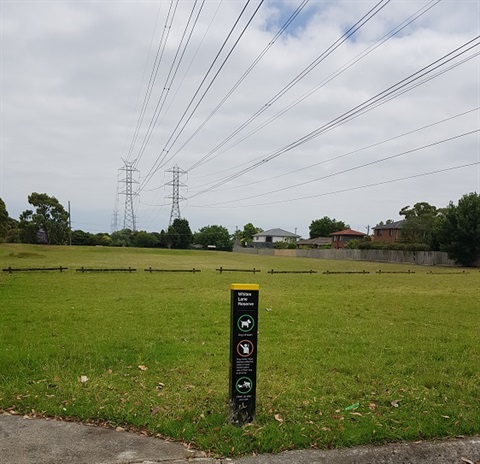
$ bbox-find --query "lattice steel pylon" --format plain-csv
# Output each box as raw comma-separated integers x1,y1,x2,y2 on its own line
111,169,121,233
166,165,186,226
119,159,139,231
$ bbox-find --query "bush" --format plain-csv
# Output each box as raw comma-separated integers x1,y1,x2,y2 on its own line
274,241,297,249
358,241,431,251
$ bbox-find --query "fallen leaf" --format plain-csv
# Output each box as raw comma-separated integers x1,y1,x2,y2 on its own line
150,406,160,416
274,413,284,423
441,415,450,419
115,426,125,432
390,399,401,408
79,376,88,384
368,403,377,410
460,457,474,464
350,412,363,416
138,365,148,371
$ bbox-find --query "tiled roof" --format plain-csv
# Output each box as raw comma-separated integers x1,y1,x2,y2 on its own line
253,228,300,238
330,229,366,236
373,220,405,230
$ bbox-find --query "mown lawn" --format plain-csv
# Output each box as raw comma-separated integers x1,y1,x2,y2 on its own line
0,243,479,456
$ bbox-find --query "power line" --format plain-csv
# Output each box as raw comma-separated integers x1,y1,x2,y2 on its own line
193,107,479,195
187,0,442,175
132,0,206,168
140,0,391,190
184,0,392,174
190,162,480,209
138,0,263,192
166,0,311,168
194,130,480,206
186,36,480,200
125,0,179,163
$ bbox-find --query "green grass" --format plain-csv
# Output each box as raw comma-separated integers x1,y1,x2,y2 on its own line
0,243,479,456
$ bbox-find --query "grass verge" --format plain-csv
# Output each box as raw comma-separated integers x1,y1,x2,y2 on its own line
0,243,479,456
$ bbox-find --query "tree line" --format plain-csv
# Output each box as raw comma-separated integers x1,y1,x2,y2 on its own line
306,194,480,267
1,192,479,266
0,193,259,251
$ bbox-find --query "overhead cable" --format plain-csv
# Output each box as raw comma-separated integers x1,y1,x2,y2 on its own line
184,0,392,173
188,0,441,174
190,162,480,209
138,0,263,192
132,0,206,168
186,36,480,200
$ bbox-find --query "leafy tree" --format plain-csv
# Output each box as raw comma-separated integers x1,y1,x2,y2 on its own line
0,197,10,241
241,223,262,246
111,229,133,247
399,202,440,244
194,225,232,250
71,229,95,246
309,216,347,238
18,209,39,243
164,227,180,249
433,192,480,266
92,233,112,247
18,193,69,245
5,217,20,243
155,230,167,248
168,218,193,249
131,230,158,248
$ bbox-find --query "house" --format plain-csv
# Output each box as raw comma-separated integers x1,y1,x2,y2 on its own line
296,237,331,248
251,228,300,248
372,220,404,243
330,229,367,249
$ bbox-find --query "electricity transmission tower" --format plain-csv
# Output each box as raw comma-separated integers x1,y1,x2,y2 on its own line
111,169,121,233
120,159,139,231
166,165,186,226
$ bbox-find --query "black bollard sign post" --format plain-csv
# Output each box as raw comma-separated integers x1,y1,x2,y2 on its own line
229,283,259,425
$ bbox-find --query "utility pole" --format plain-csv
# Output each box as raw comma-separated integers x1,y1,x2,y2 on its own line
120,159,139,231
166,165,186,226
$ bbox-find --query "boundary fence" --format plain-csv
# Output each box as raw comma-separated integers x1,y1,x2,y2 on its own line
234,246,459,266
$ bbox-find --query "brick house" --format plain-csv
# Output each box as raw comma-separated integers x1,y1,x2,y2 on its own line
372,220,405,243
330,229,367,249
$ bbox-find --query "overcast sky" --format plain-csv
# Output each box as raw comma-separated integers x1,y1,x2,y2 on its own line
1,0,479,238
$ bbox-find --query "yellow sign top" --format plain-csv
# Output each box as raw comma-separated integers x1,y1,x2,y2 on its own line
231,284,260,291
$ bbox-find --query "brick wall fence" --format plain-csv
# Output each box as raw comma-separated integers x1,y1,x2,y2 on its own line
233,246,463,266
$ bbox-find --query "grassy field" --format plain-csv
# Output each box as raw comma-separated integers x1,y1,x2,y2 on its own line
0,243,479,456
